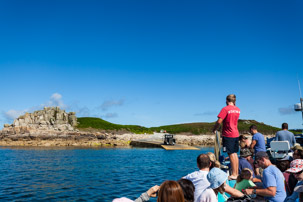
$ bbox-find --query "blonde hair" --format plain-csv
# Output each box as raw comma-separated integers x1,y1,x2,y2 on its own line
236,168,252,183
207,152,221,168
240,141,246,148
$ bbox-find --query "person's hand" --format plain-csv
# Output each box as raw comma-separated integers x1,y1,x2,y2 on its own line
243,188,253,195
147,185,160,197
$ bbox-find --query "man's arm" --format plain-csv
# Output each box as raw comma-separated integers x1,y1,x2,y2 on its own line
225,184,244,197
250,140,257,153
244,186,276,197
212,118,223,133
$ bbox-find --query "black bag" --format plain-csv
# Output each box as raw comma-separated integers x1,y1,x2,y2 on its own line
226,195,254,202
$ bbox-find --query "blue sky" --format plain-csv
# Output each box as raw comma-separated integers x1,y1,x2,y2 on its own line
0,0,303,129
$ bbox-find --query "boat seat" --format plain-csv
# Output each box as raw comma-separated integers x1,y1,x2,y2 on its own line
269,141,290,159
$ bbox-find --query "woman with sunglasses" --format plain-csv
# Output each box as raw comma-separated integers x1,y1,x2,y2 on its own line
285,159,303,202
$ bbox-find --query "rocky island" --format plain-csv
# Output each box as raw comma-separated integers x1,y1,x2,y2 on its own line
0,107,275,147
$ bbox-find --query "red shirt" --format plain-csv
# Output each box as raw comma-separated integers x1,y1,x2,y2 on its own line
218,105,240,138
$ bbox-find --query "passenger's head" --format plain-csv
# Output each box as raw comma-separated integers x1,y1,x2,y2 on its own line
255,151,270,168
177,179,195,202
239,135,247,141
226,94,236,105
237,168,252,183
197,154,211,170
286,159,303,181
157,180,184,202
293,149,303,160
277,159,291,172
282,123,288,130
207,152,221,169
207,167,228,195
249,125,258,134
240,148,252,159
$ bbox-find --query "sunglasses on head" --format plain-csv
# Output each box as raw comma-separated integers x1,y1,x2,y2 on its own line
295,170,303,175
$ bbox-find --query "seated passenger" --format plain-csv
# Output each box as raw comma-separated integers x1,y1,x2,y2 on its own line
112,185,160,202
276,156,292,196
157,180,184,202
198,167,228,202
134,180,184,202
288,147,303,195
234,168,256,191
239,135,251,149
178,179,195,202
239,148,255,176
183,154,211,202
207,152,221,169
275,123,296,148
243,151,286,202
294,185,303,201
285,159,303,202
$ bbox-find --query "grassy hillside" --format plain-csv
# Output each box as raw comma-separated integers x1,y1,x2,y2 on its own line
76,117,153,134
77,117,286,135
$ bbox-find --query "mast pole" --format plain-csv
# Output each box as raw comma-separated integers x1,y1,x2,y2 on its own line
298,78,303,133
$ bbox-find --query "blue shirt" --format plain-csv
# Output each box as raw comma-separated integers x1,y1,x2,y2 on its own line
285,180,303,202
275,130,296,148
239,157,255,178
262,165,286,202
252,132,266,153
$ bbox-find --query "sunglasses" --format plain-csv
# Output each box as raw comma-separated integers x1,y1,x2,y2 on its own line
295,170,303,175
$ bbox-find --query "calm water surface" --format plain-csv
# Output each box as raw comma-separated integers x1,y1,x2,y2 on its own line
0,146,213,201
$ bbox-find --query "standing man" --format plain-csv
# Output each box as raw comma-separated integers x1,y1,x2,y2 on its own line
213,94,240,180
275,123,296,148
244,151,287,202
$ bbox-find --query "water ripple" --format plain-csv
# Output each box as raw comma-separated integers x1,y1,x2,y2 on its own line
0,146,213,201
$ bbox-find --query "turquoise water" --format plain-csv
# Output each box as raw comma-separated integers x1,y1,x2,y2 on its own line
0,146,213,201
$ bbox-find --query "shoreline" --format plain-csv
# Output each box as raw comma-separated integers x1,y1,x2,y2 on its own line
0,132,275,147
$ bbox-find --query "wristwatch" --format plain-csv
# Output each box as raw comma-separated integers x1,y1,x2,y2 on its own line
252,189,256,195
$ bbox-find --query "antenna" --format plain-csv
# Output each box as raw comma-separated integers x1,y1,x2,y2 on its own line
298,75,302,98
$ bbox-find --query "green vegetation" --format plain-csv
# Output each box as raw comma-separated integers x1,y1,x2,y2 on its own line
77,117,287,135
150,122,214,135
237,119,280,135
77,117,153,134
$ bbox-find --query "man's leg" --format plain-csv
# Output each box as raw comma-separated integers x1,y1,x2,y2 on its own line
224,136,239,178
229,152,239,178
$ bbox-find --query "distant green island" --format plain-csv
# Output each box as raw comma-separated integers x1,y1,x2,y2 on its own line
76,117,300,135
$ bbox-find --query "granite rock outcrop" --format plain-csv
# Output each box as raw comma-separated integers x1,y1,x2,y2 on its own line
0,107,134,147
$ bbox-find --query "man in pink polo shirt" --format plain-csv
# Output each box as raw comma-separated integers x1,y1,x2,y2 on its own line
213,94,240,180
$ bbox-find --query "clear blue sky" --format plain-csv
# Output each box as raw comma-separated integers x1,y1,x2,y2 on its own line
1,0,303,129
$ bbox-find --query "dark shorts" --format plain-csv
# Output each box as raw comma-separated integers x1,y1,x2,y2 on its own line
222,136,239,154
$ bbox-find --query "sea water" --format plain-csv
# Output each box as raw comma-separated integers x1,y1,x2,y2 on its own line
0,146,213,201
